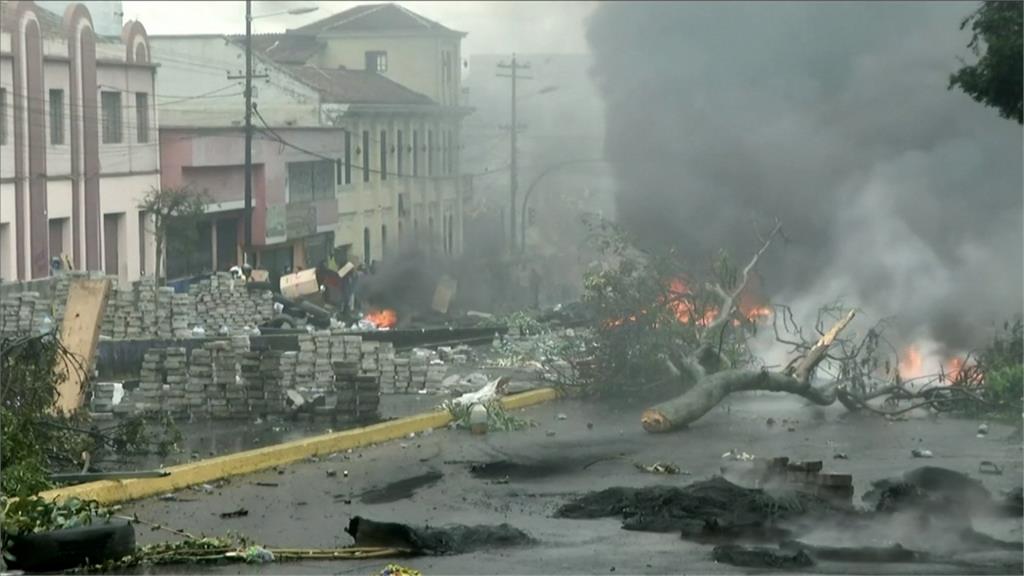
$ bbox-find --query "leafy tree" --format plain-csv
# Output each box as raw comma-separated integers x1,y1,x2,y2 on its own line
138,186,208,284
949,1,1023,124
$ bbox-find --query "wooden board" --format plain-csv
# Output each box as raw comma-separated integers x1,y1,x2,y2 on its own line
54,278,111,413
431,274,457,314
280,268,320,300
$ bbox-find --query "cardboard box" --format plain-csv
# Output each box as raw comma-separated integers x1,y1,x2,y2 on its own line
250,269,269,282
280,268,320,300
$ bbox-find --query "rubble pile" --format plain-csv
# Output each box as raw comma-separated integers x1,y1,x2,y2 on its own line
188,272,274,334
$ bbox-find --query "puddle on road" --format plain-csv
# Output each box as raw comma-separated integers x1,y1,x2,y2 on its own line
359,471,445,504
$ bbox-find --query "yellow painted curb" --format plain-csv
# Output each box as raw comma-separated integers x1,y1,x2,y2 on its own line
38,387,559,505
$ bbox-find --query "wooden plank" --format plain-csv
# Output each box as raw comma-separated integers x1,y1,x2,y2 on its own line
431,274,457,314
54,278,111,414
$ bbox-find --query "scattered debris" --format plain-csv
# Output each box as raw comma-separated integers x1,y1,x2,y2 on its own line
863,466,993,513
254,482,279,487
491,476,511,485
326,470,337,478
556,413,568,421
766,417,776,427
545,431,556,437
978,461,1003,475
346,516,533,555
219,508,249,519
379,564,422,576
343,470,349,478
587,422,594,430
833,453,849,460
712,544,815,569
977,422,989,437
449,376,511,408
633,462,684,475
359,471,444,505
911,448,933,458
721,449,755,461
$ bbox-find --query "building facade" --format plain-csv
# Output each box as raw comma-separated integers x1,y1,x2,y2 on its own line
0,0,158,282
150,3,470,278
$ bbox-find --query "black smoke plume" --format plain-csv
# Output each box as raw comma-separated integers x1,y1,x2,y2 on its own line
586,1,1022,352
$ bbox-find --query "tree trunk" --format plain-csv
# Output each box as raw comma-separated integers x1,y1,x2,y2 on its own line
641,369,837,433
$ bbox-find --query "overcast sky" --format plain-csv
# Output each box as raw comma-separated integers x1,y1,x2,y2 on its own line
122,1,596,56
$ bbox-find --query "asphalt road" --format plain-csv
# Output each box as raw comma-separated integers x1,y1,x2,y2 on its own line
123,395,1023,575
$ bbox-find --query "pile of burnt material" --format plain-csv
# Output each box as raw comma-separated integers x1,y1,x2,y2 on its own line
752,457,853,506
346,516,533,555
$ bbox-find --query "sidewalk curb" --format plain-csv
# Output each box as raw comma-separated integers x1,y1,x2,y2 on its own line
38,388,559,505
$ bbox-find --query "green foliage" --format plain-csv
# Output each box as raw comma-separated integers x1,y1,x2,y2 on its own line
978,318,1023,416
1,496,113,569
1,333,183,499
578,216,750,398
139,185,209,282
949,1,1023,123
498,310,546,337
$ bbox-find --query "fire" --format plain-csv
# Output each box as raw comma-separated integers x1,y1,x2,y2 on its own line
899,345,925,378
365,308,397,329
605,278,772,329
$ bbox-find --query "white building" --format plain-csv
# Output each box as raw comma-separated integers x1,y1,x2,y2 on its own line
0,0,158,282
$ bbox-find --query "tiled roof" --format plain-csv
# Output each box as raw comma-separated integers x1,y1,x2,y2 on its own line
290,3,464,37
233,34,323,64
281,64,437,106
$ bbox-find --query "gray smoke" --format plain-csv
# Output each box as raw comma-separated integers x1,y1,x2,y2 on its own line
586,1,1023,352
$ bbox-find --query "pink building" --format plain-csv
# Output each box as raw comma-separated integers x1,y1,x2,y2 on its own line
0,0,159,282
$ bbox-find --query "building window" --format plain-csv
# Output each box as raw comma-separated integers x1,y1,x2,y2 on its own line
344,131,352,185
427,130,434,177
365,51,387,73
101,91,122,144
442,51,452,84
381,224,387,257
379,129,388,181
363,227,371,264
412,130,419,176
287,160,335,202
138,211,148,276
135,92,149,143
362,130,370,182
0,88,6,145
49,89,64,145
396,130,403,177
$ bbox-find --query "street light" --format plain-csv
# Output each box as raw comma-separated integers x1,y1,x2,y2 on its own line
242,3,318,266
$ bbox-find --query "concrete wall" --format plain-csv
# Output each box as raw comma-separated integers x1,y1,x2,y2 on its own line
315,33,462,107
100,172,158,282
149,36,321,128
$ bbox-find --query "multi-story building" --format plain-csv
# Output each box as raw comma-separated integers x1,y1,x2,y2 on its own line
0,0,158,282
150,3,470,278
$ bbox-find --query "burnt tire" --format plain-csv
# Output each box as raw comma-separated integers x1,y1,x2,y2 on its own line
5,517,135,572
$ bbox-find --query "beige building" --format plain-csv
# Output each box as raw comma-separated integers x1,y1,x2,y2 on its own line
149,3,470,275
0,1,158,283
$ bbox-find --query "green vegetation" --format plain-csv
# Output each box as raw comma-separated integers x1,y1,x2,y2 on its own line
949,1,1023,123
977,318,1023,418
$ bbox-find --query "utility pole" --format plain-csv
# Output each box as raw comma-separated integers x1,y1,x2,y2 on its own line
497,54,530,252
227,0,266,266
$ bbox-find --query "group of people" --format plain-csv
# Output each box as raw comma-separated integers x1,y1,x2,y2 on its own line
318,252,376,320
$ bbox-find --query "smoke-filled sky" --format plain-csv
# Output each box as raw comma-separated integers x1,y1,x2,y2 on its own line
586,1,1023,352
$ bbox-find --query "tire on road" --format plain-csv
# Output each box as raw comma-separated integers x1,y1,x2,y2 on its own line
5,517,135,572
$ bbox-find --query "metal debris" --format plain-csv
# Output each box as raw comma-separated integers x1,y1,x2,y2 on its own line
634,462,686,475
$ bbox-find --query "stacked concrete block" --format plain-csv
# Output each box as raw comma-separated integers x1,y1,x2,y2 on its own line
313,330,333,388
393,357,412,393
105,286,135,339
408,349,430,392
359,340,382,390
171,293,193,338
234,351,260,417
135,349,165,412
189,272,275,334
90,382,117,416
295,334,316,389
187,348,213,415
377,342,396,394
16,292,38,334
332,360,379,422
279,351,298,390
162,347,188,415
155,287,175,339
263,350,286,415
0,297,21,337
208,341,236,419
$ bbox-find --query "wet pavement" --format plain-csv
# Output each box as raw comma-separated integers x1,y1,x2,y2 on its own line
122,395,1023,574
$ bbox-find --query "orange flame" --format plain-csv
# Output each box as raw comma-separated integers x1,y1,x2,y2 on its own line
365,308,397,329
605,278,772,329
898,345,925,378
